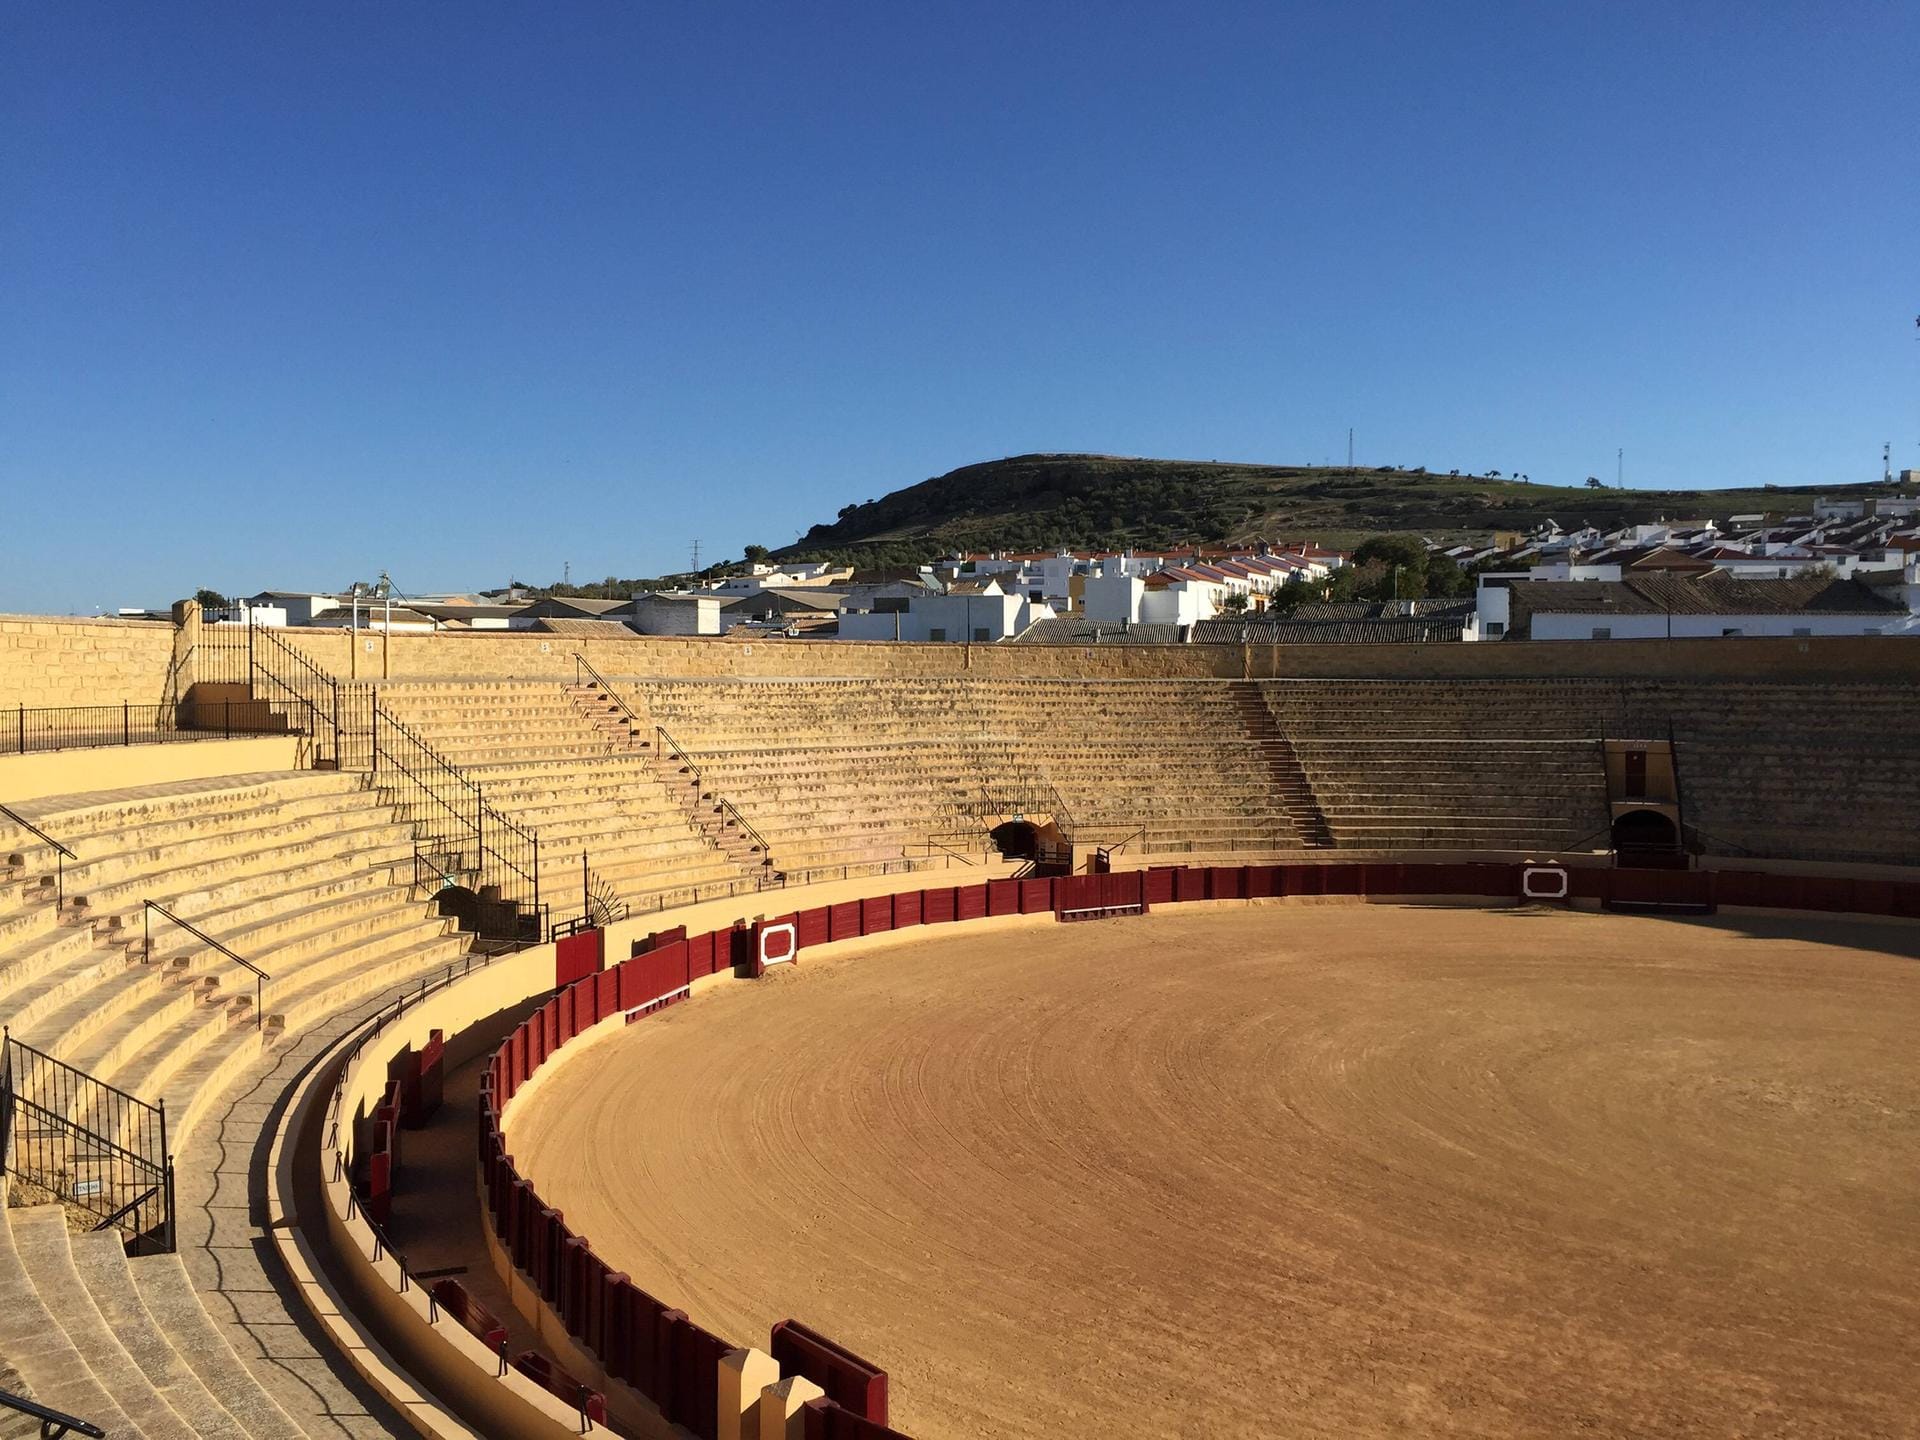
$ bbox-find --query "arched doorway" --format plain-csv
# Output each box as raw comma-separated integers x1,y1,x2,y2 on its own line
1611,808,1679,857
990,820,1039,860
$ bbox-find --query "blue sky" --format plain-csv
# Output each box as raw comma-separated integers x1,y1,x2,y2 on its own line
3,2,1916,613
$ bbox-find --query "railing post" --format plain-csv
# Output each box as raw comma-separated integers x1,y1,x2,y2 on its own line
15,704,22,755
123,701,130,746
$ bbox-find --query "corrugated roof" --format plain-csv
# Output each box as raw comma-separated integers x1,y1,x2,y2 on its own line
1507,573,1904,623
1010,617,1187,645
526,617,641,637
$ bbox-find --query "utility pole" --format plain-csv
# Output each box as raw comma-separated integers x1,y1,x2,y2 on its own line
689,539,702,575
1347,428,1354,472
1885,442,1893,485
1617,448,1623,488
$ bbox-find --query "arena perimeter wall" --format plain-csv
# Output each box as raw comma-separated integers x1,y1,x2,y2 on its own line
8,613,1920,706
328,857,1916,1440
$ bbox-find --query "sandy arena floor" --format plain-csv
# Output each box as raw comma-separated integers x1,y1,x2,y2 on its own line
506,905,1920,1439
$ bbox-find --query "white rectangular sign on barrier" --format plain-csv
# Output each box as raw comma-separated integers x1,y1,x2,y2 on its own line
1521,865,1570,900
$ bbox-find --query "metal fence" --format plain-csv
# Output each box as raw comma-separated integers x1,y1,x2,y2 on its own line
0,1031,174,1254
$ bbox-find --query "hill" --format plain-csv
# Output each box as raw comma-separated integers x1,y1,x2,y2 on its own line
778,454,1890,563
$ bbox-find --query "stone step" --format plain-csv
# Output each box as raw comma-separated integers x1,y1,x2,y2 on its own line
127,1254,309,1440
0,1206,142,1439
11,1204,199,1440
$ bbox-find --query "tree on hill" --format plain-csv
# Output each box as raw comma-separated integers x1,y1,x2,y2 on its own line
1424,552,1470,598
193,588,230,609
742,544,771,565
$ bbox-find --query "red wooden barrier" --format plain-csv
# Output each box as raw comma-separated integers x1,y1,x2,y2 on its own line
431,1278,507,1350
861,894,893,933
1143,868,1177,905
1207,866,1244,900
1018,877,1053,913
987,879,1018,916
923,887,956,924
1175,867,1207,903
513,1351,607,1428
829,901,863,942
801,1397,917,1440
556,927,605,987
893,889,923,927
671,1317,729,1438
797,906,832,948
956,884,988,921
771,1320,889,1423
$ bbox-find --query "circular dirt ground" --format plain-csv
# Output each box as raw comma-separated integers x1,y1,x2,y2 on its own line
506,905,1920,1439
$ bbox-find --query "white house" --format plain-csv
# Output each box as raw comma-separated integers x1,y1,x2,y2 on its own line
612,592,722,636
1499,574,1910,640
835,578,1054,642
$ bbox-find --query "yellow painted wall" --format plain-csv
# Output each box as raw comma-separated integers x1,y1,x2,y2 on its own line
0,736,300,805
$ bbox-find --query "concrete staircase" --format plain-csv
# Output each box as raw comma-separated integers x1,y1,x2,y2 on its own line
372,680,752,911
1229,684,1335,847
1,1202,304,1438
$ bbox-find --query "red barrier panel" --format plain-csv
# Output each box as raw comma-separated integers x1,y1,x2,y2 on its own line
1207,867,1244,901
688,929,719,978
556,927,605,987
562,1235,588,1335
1019,877,1053,913
513,1351,607,1429
830,901,863,942
1322,864,1365,895
987,879,1018,916
1244,865,1277,899
1142,868,1177,905
1174,867,1207,903
632,925,687,957
1362,863,1402,897
671,1317,728,1438
923,887,957,924
797,906,831,949
801,1398,916,1440
416,1029,445,1122
771,1320,889,1424
431,1279,507,1351
956,884,988,921
543,997,562,1062
861,895,893,934
893,889,923,927
595,969,620,1023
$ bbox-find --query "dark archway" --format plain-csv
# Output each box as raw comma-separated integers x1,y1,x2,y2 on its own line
1612,809,1679,856
990,820,1039,860
434,883,482,933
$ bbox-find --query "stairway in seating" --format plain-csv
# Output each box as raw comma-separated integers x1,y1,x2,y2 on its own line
1231,684,1335,847
1,1201,305,1438
562,678,651,753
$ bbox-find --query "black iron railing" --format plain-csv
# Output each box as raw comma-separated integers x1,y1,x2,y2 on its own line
371,703,542,944
572,653,649,749
653,724,702,790
0,1030,174,1255
713,796,773,865
2,703,211,756
0,1386,105,1440
0,804,76,909
143,900,269,1030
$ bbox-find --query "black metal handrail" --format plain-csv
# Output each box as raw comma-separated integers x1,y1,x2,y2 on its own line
2,702,232,757
572,653,649,749
143,900,269,1030
653,724,702,788
714,796,772,864
369,700,543,944
0,803,76,909
1,1030,174,1255
0,1385,105,1440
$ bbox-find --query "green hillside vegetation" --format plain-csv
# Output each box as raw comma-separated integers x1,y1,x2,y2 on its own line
777,453,1886,566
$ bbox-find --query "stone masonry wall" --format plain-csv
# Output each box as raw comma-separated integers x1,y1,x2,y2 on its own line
0,615,182,708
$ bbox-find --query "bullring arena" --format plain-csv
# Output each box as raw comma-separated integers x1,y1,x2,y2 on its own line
1,609,1917,1440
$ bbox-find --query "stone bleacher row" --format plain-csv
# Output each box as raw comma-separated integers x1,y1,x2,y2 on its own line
629,677,1308,863
369,682,760,910
1257,677,1920,863
0,770,467,1438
